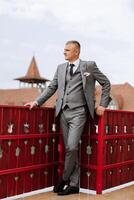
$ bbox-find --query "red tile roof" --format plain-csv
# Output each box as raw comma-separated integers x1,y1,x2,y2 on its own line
0,88,57,108
0,83,134,111
96,82,134,111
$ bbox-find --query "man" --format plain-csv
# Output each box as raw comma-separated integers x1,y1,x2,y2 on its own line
25,40,111,195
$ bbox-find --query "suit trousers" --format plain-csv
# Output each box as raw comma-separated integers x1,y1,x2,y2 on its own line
60,106,87,187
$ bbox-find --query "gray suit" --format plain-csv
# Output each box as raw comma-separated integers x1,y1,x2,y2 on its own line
36,60,111,187
36,60,111,118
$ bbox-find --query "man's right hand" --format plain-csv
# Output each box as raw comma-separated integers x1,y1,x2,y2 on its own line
24,101,38,110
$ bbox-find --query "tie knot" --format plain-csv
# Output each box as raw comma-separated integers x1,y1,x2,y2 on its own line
70,64,75,68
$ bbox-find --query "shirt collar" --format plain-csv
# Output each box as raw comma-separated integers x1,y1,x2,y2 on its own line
69,59,80,68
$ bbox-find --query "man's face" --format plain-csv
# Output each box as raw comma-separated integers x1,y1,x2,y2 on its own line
64,43,79,62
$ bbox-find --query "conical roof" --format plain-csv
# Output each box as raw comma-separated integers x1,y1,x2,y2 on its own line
14,56,50,83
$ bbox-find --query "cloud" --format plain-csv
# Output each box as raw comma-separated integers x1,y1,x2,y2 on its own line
0,0,134,88
0,38,11,45
1,0,134,42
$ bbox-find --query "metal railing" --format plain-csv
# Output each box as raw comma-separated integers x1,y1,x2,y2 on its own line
0,106,134,198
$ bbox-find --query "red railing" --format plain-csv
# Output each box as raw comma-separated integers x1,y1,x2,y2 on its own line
0,106,134,199
0,105,59,199
55,109,134,194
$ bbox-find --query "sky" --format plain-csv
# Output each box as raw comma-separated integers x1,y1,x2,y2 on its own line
0,0,134,89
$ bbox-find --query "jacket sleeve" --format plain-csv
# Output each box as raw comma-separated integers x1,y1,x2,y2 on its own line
92,62,111,107
36,67,58,106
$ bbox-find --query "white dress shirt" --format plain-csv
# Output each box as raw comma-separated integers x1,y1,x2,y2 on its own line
69,59,80,74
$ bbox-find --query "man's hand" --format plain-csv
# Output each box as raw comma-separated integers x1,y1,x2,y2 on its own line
95,105,106,116
24,101,38,110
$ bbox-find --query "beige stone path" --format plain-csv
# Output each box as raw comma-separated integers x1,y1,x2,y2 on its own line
18,185,134,200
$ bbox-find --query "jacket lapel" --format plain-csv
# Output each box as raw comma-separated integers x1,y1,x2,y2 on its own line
61,60,87,89
62,62,68,88
80,60,87,90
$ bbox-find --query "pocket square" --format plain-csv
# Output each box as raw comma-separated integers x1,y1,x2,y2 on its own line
84,72,90,77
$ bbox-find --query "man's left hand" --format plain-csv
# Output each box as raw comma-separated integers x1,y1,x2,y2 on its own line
95,106,106,116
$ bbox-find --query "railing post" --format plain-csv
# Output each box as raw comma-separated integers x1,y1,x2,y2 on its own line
96,113,105,194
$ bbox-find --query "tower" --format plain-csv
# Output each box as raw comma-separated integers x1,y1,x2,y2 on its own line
14,56,49,90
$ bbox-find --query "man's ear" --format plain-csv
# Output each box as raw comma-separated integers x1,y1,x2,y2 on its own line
75,49,79,56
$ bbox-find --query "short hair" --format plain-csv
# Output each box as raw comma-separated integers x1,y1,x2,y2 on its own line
66,40,81,50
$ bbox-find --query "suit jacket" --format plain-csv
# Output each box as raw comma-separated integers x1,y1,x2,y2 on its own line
36,60,111,118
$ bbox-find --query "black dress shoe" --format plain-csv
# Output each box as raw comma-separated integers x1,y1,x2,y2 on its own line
53,179,66,193
58,186,79,195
